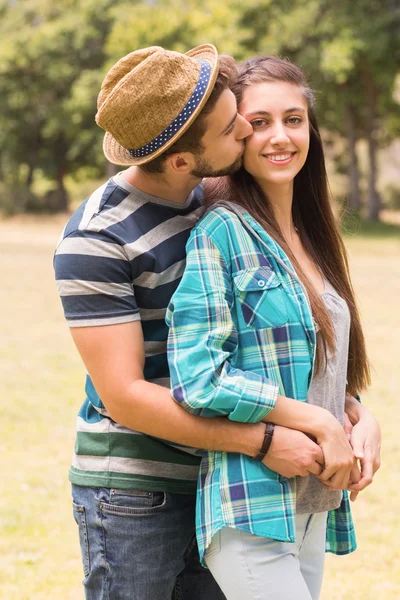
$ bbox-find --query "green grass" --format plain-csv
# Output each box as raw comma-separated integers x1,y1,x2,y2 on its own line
340,209,400,240
1,215,399,599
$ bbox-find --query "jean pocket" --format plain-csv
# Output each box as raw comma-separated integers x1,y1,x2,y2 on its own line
72,502,90,578
100,489,167,516
205,529,221,560
233,266,288,329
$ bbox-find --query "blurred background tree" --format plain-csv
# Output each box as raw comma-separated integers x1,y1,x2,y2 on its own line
0,0,127,213
0,0,399,220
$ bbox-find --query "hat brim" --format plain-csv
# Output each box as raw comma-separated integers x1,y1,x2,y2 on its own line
103,44,219,166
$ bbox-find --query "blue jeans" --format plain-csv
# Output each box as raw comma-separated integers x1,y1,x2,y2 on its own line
72,484,225,600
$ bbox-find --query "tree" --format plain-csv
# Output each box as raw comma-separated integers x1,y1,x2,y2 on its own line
105,0,247,62
235,0,400,220
0,0,127,211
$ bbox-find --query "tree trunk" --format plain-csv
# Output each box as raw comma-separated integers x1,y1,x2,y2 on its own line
44,167,69,212
363,70,381,221
344,103,361,211
55,168,69,212
106,160,119,178
26,163,34,189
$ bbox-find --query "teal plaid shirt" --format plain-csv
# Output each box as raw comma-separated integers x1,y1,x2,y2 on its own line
166,205,356,564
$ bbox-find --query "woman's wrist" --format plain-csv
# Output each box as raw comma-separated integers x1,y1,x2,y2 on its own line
266,395,339,439
307,405,341,440
345,393,365,425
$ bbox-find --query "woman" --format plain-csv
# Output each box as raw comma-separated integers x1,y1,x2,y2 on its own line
166,56,379,599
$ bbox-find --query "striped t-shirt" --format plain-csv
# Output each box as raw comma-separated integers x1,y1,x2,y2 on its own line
54,173,203,494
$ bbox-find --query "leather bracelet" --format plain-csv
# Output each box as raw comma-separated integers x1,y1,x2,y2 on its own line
253,422,275,461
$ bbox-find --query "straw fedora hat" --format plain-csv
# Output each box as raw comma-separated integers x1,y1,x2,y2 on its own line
96,44,219,166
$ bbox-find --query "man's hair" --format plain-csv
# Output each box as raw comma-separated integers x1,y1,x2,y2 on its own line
140,55,237,174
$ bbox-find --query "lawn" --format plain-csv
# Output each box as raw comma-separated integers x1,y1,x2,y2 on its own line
1,215,399,599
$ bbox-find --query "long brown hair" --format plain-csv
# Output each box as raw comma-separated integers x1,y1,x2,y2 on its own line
205,56,370,394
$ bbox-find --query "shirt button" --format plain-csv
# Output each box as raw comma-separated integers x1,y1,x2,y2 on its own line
258,280,266,288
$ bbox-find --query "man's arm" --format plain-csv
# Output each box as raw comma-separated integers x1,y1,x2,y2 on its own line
70,320,264,456
55,219,322,477
70,320,324,476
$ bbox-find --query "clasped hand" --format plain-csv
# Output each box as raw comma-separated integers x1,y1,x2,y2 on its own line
263,406,380,502
319,408,381,501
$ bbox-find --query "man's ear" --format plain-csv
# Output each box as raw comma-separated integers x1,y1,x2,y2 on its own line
165,152,196,174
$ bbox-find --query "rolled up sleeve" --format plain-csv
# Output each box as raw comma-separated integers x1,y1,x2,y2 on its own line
166,227,278,424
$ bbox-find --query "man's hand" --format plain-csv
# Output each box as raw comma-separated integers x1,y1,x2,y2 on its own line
263,426,324,478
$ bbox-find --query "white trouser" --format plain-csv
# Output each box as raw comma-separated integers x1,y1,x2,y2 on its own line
205,512,328,600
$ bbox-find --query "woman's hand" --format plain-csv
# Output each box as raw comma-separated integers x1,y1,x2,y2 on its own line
315,414,355,490
264,397,355,487
318,413,361,493
345,402,381,501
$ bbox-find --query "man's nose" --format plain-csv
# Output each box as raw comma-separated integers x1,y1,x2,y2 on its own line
236,114,253,139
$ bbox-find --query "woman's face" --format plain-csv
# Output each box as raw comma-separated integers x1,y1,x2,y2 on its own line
239,81,310,194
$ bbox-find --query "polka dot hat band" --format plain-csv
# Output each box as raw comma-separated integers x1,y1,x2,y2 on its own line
128,60,211,159
95,45,219,166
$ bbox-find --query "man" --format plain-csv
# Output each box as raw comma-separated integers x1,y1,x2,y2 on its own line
54,44,377,600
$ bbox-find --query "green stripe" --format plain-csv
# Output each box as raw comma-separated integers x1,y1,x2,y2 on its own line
75,431,200,465
69,466,197,495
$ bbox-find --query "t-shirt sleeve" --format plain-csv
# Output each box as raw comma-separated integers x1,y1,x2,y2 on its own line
54,229,139,327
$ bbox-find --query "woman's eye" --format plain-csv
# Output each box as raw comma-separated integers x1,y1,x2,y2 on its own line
287,116,302,124
250,119,266,129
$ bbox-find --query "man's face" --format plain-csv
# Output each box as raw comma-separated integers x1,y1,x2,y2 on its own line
191,88,253,178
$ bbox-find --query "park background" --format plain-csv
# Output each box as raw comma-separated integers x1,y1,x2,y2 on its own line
1,0,399,598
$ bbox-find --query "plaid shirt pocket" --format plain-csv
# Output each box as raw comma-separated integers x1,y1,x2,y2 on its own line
233,266,288,329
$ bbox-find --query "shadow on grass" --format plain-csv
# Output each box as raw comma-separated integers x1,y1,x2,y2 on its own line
340,211,400,239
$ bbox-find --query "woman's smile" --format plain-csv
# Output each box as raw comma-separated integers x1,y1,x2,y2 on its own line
261,151,296,165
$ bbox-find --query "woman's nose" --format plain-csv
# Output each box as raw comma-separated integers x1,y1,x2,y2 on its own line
270,123,290,145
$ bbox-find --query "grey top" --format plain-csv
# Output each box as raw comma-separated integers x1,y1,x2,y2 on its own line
296,280,351,514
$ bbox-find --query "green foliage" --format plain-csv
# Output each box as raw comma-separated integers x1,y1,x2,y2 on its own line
384,184,400,211
0,0,399,217
0,0,126,213
0,182,39,216
106,0,247,62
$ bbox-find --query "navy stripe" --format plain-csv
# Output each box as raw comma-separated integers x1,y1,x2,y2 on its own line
106,210,196,246
54,254,132,283
144,354,169,380
103,190,202,245
63,199,88,237
135,279,181,310
64,230,123,244
129,229,191,273
61,294,138,320
100,181,130,211
141,319,168,342
115,195,201,234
